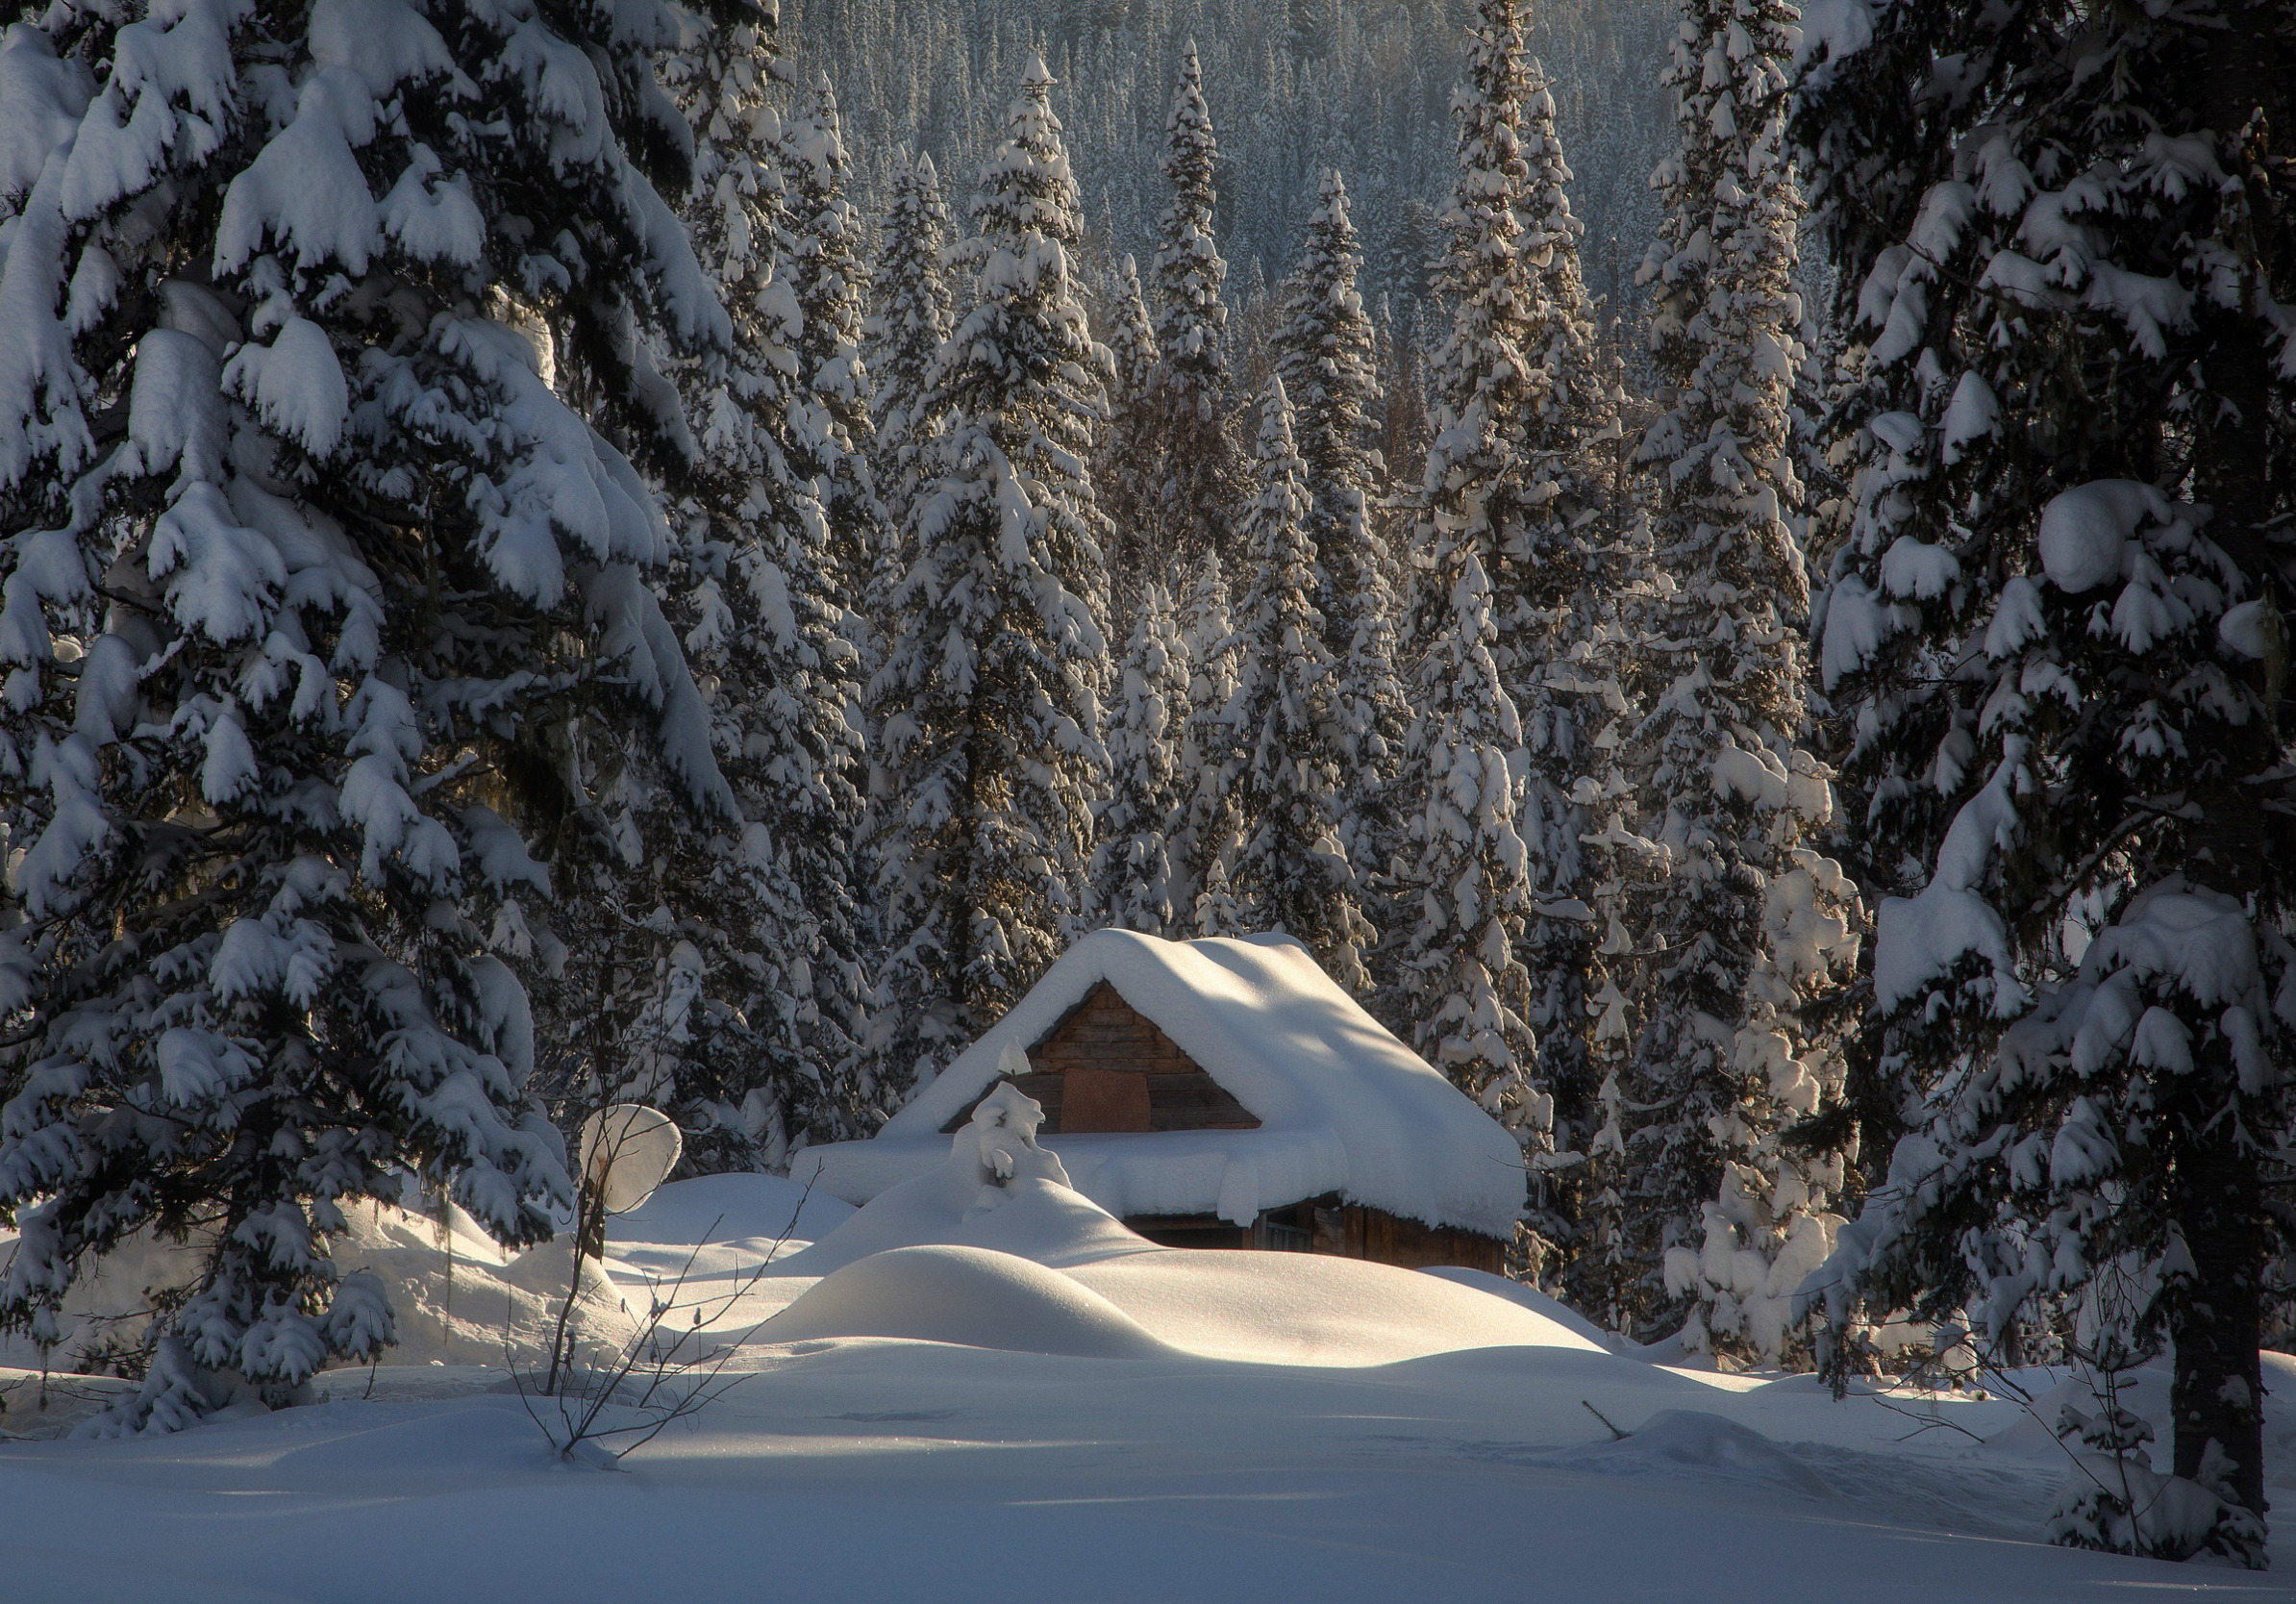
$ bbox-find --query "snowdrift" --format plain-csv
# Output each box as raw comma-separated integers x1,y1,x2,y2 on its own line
760,1244,1177,1359
739,1086,1604,1366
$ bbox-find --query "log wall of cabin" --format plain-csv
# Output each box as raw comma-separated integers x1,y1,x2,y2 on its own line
940,981,1259,1135
1248,1196,1507,1274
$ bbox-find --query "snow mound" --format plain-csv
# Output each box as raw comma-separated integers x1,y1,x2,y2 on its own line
333,1200,636,1369
758,1245,1175,1360
1572,1409,1836,1499
0,1200,635,1377
603,1172,854,1284
1419,1266,1628,1352
1068,1252,1611,1366
780,1175,1160,1277
1983,1356,2296,1492
766,1090,1606,1366
609,1172,854,1255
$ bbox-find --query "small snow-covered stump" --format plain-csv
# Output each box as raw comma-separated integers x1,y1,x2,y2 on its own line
952,1063,1074,1216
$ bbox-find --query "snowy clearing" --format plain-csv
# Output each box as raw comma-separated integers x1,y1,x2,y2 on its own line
4,1167,2288,1600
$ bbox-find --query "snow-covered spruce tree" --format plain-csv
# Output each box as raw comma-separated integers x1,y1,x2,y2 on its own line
1175,545,1243,934
1151,40,1229,430
636,8,870,1161
1142,39,1247,570
1611,0,1862,1365
1092,581,1190,935
1511,48,1640,1130
1411,0,1622,1244
863,149,954,496
1105,254,1161,403
866,56,1113,1099
861,148,955,623
0,0,738,1422
1794,0,2294,1559
1221,378,1374,990
777,72,881,624
1272,169,1405,922
1394,535,1550,1165
1094,252,1163,588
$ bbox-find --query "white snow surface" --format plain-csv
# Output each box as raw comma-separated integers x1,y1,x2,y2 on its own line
5,1151,2289,1600
794,930,1527,1237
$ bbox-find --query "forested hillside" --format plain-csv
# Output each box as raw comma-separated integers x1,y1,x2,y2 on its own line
784,0,1674,342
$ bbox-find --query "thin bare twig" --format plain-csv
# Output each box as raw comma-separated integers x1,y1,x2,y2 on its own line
513,1172,819,1466
1582,1399,1630,1441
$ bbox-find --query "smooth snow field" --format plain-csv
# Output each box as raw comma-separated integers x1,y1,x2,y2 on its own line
4,1168,2291,1602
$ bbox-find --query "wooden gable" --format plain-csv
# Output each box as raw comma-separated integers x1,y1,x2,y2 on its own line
940,981,1261,1135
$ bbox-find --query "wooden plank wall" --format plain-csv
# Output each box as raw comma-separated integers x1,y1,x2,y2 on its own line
941,982,1260,1134
1345,1205,1508,1274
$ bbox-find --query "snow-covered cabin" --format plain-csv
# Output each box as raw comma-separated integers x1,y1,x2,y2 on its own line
794,932,1523,1270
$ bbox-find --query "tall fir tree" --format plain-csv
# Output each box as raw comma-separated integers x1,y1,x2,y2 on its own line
1412,0,1614,1237
1093,581,1190,935
1152,40,1230,421
866,56,1113,1099
1095,252,1163,589
0,0,737,1422
1221,379,1375,989
778,73,882,624
1105,254,1162,402
1795,0,2294,1558
1618,0,1862,1362
1142,39,1247,570
863,149,954,492
646,10,872,1156
861,148,955,625
1513,42,1642,1304
1176,546,1243,933
1272,169,1405,921
1394,534,1551,1169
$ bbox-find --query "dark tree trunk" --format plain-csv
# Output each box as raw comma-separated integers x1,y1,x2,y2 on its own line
2170,0,2293,1544
2165,1097,2267,1532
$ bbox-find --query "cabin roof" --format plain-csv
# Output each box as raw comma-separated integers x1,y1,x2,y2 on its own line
794,931,1526,1238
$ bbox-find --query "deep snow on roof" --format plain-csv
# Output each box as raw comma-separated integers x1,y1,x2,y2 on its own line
796,930,1526,1237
